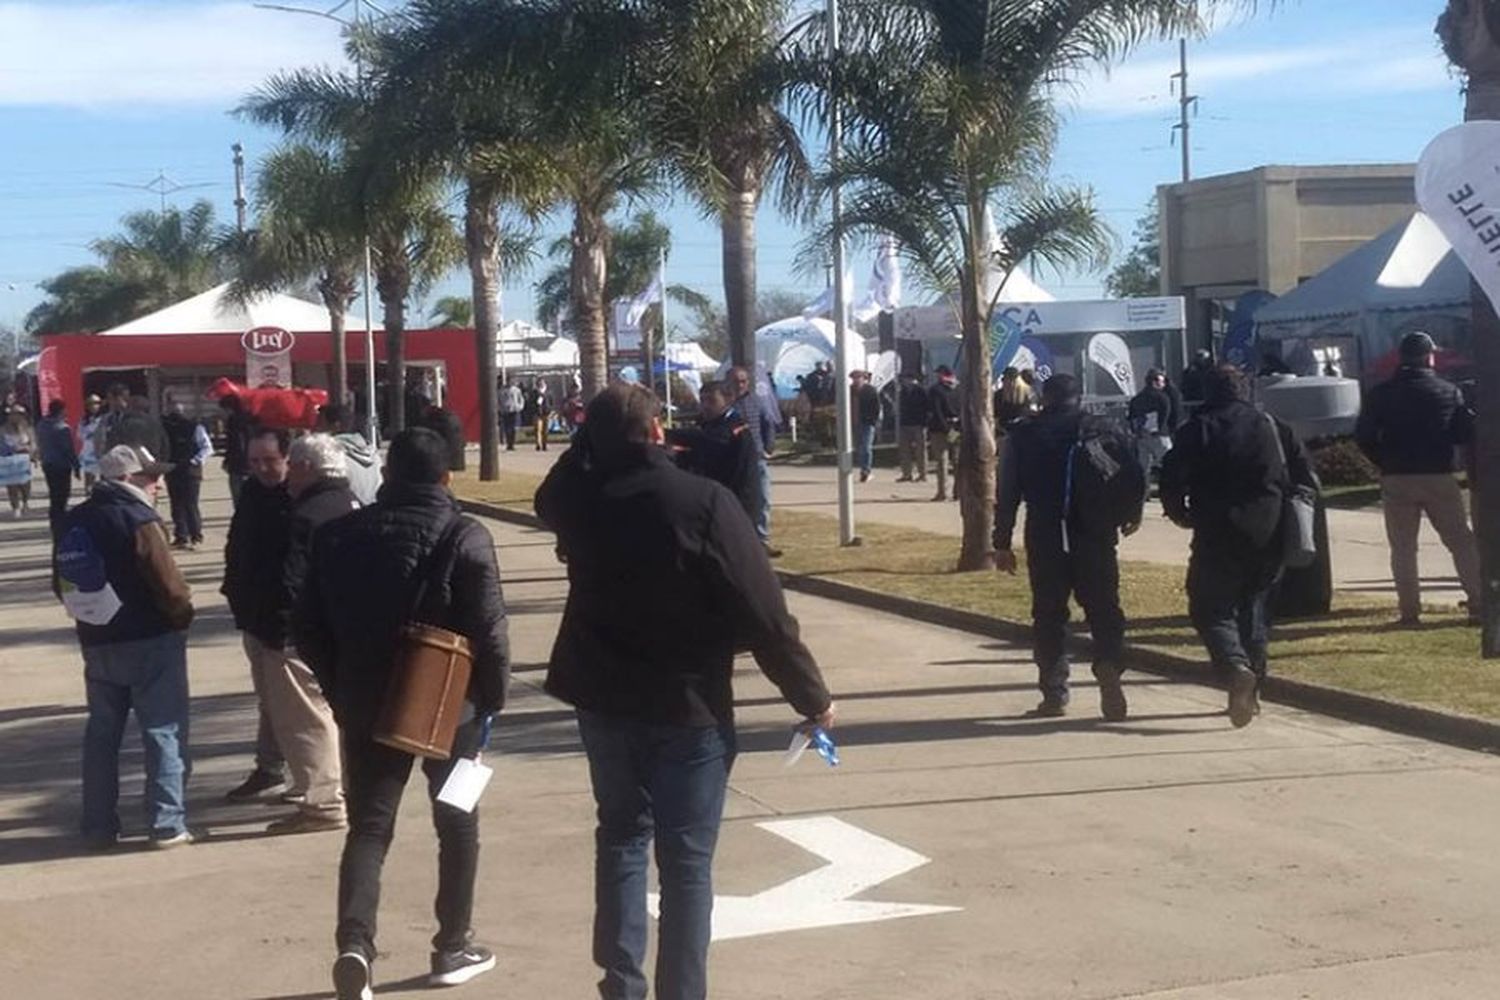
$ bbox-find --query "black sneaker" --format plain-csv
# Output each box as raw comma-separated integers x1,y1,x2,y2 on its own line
1092,661,1128,722
1228,666,1258,729
430,944,496,987
225,769,287,802
333,951,373,1000
1025,696,1067,718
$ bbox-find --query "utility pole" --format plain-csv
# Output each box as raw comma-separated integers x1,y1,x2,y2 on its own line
232,143,248,234
1170,38,1198,184
828,0,856,546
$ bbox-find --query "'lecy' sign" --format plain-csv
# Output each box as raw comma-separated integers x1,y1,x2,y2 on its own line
1417,121,1500,310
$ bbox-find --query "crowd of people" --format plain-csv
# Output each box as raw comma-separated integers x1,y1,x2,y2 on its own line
11,325,1483,1000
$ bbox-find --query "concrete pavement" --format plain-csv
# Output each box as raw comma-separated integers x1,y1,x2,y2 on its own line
496,444,1471,607
4,469,1500,998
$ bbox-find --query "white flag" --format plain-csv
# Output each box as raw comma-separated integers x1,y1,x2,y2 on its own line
1416,121,1500,310
624,268,664,327
803,269,855,320
853,236,902,322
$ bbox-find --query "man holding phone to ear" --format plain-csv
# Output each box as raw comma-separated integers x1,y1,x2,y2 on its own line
535,383,835,1000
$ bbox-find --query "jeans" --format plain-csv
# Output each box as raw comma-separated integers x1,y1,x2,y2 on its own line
43,463,72,538
856,424,877,475
336,733,479,961
754,458,771,542
165,468,203,543
502,412,519,450
1025,525,1126,700
576,710,736,1000
1187,538,1277,677
80,632,190,841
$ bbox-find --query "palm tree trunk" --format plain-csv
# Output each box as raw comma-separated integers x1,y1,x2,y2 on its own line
320,274,352,408
467,180,503,481
572,201,610,401
957,200,997,572
377,257,410,434
721,186,760,369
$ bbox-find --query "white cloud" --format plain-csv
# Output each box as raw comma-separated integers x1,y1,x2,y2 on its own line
0,2,350,108
1066,31,1453,118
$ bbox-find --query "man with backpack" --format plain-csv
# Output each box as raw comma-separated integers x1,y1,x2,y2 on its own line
993,374,1145,720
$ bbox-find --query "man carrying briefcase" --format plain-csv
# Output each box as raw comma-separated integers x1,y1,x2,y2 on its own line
293,428,510,1000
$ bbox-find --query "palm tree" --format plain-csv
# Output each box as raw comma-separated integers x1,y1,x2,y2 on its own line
227,145,365,407
429,296,474,328
1437,0,1500,653
27,200,229,335
644,0,811,369
802,0,1262,570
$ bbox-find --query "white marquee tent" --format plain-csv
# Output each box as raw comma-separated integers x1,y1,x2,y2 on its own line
98,283,377,336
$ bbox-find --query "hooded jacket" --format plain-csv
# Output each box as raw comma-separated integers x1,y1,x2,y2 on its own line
334,432,381,505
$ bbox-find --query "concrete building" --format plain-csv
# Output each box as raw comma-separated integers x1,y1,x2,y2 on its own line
1158,164,1417,352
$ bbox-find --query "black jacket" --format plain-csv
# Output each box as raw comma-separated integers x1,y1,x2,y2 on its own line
897,382,930,428
854,383,881,427
284,478,359,616
222,477,293,646
993,406,1143,551
292,483,510,730
667,411,759,523
1127,386,1173,436
927,380,960,433
161,412,201,467
535,442,831,728
1355,366,1473,476
1161,398,1316,552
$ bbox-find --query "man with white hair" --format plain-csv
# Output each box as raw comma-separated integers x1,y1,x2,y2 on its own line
54,444,195,848
262,432,359,834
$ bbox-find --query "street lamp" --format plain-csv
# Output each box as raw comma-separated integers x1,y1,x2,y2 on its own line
254,0,392,448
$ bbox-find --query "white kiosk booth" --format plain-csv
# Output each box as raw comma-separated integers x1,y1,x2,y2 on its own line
893,296,1187,408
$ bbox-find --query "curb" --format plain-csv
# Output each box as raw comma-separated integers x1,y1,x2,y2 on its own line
459,497,1500,755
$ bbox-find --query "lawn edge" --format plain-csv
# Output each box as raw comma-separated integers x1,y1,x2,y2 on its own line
458,497,1500,756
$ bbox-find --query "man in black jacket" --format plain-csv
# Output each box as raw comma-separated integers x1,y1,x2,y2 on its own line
294,427,508,999
1161,365,1317,727
666,381,758,522
1355,331,1480,625
994,374,1144,720
221,428,294,802
852,369,881,482
535,384,835,1000
927,366,961,501
1127,368,1174,479
895,371,930,482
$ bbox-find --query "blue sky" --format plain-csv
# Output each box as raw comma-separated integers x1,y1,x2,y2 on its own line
0,0,1465,335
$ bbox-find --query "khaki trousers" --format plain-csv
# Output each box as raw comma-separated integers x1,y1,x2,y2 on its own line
897,426,928,480
929,429,959,499
241,633,344,818
1381,474,1481,619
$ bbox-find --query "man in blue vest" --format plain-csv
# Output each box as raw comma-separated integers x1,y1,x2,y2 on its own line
54,444,195,849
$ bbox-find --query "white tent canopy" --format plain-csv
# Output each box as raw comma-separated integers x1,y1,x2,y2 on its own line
98,283,377,336
660,340,720,371
497,320,579,372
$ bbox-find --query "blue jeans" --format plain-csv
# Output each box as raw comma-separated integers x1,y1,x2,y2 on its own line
857,424,877,475
576,710,736,1000
80,632,190,841
754,459,771,542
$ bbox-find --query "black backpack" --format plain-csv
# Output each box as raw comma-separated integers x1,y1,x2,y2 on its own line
1067,417,1146,534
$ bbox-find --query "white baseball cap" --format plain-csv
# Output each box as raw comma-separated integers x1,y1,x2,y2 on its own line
98,445,174,479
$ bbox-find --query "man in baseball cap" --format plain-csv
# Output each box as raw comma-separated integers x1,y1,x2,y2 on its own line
55,442,194,849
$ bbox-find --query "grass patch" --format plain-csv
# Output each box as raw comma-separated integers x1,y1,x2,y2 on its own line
454,472,1497,721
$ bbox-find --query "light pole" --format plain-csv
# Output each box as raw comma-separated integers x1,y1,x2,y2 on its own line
828,0,856,546
254,0,389,446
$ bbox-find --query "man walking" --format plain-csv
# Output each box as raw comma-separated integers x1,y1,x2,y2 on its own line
36,399,79,537
851,369,881,483
993,374,1144,719
54,444,194,848
294,428,509,999
535,384,835,1000
729,365,779,554
222,429,294,802
1161,365,1316,727
666,381,759,523
895,371,929,483
927,366,961,501
253,433,356,835
1355,331,1480,625
500,378,524,451
160,398,212,550
1127,368,1174,480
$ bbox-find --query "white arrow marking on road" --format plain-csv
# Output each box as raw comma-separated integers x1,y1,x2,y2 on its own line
649,815,961,942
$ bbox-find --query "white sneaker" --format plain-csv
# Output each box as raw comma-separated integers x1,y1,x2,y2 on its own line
333,951,373,1000
151,828,199,849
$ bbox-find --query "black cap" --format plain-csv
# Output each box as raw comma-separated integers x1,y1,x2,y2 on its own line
1399,331,1436,362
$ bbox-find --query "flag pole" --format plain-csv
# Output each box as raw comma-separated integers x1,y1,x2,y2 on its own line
828,0,856,545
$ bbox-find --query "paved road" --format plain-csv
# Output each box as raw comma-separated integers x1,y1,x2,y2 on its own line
499,444,1471,609
3,470,1500,998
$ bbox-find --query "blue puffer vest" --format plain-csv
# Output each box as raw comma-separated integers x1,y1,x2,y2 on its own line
60,484,176,647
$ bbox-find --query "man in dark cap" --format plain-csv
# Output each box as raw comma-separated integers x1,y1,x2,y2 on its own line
1356,331,1480,625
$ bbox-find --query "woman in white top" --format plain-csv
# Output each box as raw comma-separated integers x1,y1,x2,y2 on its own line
0,406,36,517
